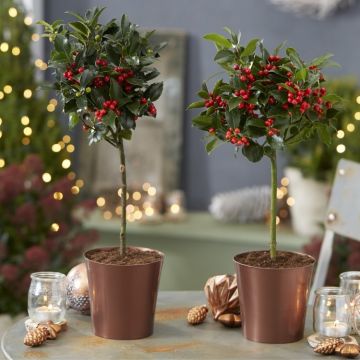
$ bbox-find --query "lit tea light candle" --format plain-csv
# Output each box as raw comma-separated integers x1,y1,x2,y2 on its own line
34,304,63,323
321,320,349,337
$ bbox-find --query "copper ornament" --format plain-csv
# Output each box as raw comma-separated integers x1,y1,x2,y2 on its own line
218,313,241,328
336,344,360,358
204,274,240,320
66,263,90,315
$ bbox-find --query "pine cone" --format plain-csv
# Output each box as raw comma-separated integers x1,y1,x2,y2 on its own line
24,327,48,347
187,305,208,325
38,324,57,340
314,337,344,355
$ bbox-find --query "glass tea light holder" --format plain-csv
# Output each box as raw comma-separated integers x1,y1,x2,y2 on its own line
340,271,360,334
313,287,351,337
28,272,66,323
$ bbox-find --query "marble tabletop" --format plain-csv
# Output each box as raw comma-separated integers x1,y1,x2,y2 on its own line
1,291,343,359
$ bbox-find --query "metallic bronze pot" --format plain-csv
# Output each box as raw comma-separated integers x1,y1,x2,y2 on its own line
234,251,315,344
85,246,164,340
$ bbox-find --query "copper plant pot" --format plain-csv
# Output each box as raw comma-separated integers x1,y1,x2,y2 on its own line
234,251,315,344
85,246,164,340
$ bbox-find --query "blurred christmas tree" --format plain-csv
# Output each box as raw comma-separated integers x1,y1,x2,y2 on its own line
0,0,73,178
0,1,97,315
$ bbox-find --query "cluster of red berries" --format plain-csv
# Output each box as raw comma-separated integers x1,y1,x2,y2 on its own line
92,75,110,88
95,59,108,67
222,128,250,147
95,99,122,121
147,103,157,117
278,82,330,116
205,94,227,109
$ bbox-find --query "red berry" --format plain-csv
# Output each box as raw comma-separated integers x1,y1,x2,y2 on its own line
234,128,240,134
247,74,255,82
238,102,245,110
268,96,276,105
125,85,133,93
240,75,247,82
115,67,124,72
209,128,215,134
320,87,326,96
243,68,251,74
265,118,274,127
325,101,332,109
140,97,147,104
266,64,272,71
233,64,240,70
78,66,85,74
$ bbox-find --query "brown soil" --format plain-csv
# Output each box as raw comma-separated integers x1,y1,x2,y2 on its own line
86,247,162,265
235,251,314,269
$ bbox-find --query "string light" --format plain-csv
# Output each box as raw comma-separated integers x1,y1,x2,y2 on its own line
66,144,75,153
0,42,9,52
51,223,60,232
354,112,360,121
53,192,63,200
0,159,5,168
42,173,52,183
47,104,55,112
49,99,58,106
132,191,141,201
336,144,346,153
134,210,143,220
148,186,156,196
21,116,30,125
67,172,76,180
0,131,2,139
115,206,122,215
63,135,71,143
337,130,345,139
280,177,289,186
31,33,40,42
145,207,154,216
96,197,106,207
75,179,84,188
0,91,4,100
40,63,48,71
347,123,355,132
170,204,180,214
0,117,2,125
23,127,32,136
356,96,360,105
34,59,43,67
126,204,135,213
71,186,80,194
22,137,30,145
51,143,61,152
11,47,20,56
142,182,151,191
276,216,280,225
23,89,32,98
3,85,12,94
287,197,296,207
276,188,284,200
8,7,18,17
62,159,71,169
24,16,33,25
59,141,65,149
103,211,112,220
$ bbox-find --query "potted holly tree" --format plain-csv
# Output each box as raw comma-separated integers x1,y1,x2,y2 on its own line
40,8,165,340
189,29,341,343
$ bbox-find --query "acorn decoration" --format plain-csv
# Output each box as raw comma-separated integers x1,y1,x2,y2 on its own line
336,344,360,358
23,327,48,347
314,337,344,355
187,305,208,325
66,263,90,315
218,313,241,328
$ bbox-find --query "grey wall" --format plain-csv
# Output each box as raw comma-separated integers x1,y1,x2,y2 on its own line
44,0,360,210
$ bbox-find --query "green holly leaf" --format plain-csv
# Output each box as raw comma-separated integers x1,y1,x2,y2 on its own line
69,112,79,129
242,143,264,162
203,33,232,49
205,137,221,154
192,115,213,130
241,38,259,58
187,101,206,110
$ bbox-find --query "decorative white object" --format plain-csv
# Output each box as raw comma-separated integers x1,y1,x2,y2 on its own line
309,159,360,305
269,0,354,19
209,186,270,223
285,167,329,236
